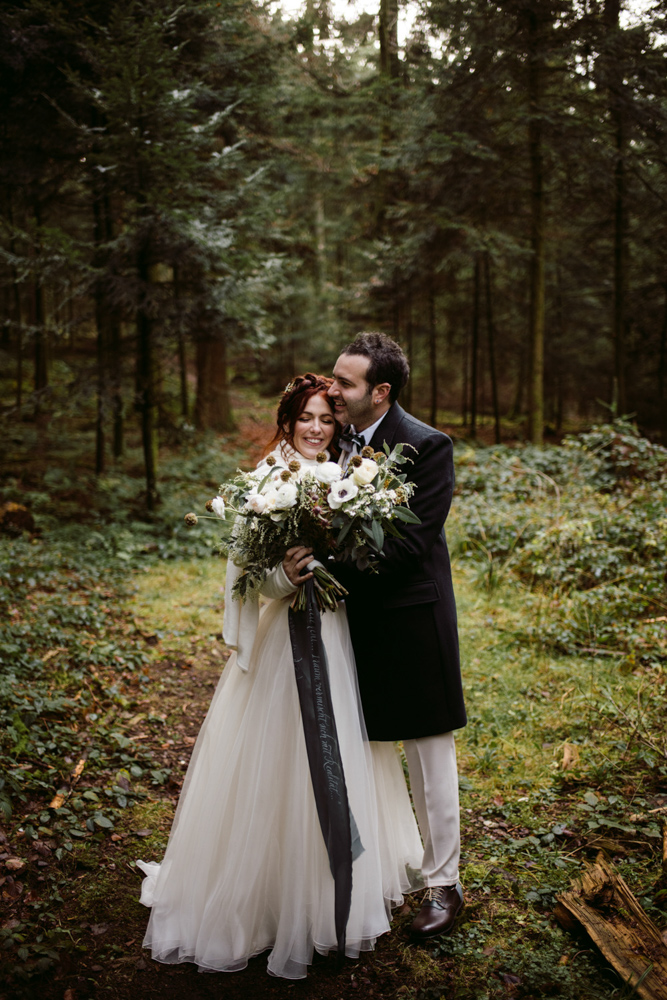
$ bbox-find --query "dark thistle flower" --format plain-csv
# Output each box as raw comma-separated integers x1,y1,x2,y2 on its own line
280,469,292,482
316,451,327,463
349,455,363,468
361,445,375,459
184,512,198,526
288,459,301,473
266,455,277,467
205,499,214,513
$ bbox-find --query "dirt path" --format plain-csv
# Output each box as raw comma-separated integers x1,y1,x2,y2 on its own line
35,628,425,1000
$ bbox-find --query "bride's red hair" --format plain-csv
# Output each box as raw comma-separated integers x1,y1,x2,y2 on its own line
264,373,339,457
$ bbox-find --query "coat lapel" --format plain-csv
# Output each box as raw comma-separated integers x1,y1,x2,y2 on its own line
369,403,407,453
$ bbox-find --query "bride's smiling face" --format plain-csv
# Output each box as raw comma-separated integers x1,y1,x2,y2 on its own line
290,392,336,460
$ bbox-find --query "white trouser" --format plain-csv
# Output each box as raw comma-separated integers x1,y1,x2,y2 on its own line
402,732,460,887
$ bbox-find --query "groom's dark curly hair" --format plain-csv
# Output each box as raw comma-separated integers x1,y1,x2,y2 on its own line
342,332,410,403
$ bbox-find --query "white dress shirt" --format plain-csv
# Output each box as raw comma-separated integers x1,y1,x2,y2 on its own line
338,410,389,467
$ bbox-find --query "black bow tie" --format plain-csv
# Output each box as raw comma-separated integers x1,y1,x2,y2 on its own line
339,425,365,450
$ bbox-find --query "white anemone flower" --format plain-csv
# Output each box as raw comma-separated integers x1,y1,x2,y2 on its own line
327,478,359,509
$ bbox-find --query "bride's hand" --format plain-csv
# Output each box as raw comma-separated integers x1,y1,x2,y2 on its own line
283,546,314,586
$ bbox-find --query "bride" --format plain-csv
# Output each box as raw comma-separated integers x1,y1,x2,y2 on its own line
137,373,422,980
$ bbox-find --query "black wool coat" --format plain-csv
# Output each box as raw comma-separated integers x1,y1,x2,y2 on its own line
335,403,466,742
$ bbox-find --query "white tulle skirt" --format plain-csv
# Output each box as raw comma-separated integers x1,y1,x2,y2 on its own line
137,598,423,979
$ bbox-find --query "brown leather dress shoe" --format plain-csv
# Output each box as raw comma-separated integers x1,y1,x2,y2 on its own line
410,883,464,939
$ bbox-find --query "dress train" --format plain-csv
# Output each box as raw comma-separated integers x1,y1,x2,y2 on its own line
138,595,422,979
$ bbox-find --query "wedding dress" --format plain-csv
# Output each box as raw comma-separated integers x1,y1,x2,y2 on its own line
137,448,423,980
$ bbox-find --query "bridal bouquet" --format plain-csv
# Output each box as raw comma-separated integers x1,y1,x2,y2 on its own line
185,445,420,611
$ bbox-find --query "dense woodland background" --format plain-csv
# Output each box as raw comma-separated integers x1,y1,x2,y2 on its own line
1,3,667,995
2,0,667,507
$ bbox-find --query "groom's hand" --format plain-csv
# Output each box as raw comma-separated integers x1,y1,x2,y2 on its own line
283,546,314,586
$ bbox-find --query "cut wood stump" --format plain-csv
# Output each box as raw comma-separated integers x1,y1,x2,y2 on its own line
555,853,667,1000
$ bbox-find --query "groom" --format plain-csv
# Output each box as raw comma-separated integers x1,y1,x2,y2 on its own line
329,331,466,939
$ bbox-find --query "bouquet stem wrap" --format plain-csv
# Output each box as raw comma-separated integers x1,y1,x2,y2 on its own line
287,579,363,958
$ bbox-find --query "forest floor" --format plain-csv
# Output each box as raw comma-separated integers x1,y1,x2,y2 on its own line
1,395,665,1000
10,560,664,1000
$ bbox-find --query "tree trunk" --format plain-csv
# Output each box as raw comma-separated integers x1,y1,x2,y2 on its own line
100,190,124,459
14,280,23,411
428,280,438,428
93,190,107,476
461,317,469,429
194,323,235,432
111,321,124,458
375,0,400,231
173,266,188,420
32,282,48,393
484,253,501,444
604,0,627,415
404,282,413,413
510,349,527,423
95,295,107,476
470,258,481,438
136,247,159,509
32,204,48,409
379,0,399,81
314,191,326,292
527,11,545,445
658,280,667,441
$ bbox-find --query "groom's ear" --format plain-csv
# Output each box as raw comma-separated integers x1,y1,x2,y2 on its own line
372,382,391,406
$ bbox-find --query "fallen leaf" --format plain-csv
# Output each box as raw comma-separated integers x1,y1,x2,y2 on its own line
90,923,109,936
64,990,75,1000
49,793,66,809
562,743,580,770
72,758,86,779
132,830,152,837
5,858,26,872
42,647,68,663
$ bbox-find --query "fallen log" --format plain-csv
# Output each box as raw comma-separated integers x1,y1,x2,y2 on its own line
555,854,667,1000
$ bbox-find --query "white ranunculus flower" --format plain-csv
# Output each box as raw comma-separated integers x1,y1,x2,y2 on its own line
211,496,226,518
351,458,379,487
246,493,268,514
273,481,298,509
327,478,359,509
313,461,343,485
261,489,278,511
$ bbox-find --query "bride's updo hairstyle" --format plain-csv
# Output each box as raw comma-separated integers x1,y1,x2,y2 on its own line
265,372,339,456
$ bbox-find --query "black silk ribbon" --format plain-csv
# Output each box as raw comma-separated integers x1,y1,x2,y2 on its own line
288,578,363,958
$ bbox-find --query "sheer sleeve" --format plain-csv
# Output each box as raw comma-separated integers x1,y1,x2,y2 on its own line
259,563,297,601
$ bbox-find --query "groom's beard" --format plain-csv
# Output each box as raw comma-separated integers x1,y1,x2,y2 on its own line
332,391,375,430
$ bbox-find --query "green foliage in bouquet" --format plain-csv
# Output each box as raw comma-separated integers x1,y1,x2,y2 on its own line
190,444,420,611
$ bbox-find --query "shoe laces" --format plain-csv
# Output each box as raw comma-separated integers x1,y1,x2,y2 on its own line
424,887,444,904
